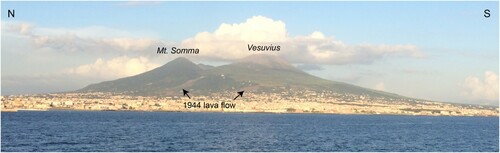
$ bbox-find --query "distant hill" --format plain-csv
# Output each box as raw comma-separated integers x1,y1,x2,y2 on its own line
77,55,412,100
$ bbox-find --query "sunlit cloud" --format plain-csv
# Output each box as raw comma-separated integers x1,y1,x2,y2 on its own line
182,15,424,64
462,71,499,105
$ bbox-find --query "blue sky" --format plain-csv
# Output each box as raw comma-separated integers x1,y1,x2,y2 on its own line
4,2,497,44
1,1,499,106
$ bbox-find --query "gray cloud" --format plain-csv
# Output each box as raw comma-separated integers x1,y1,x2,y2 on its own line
3,22,163,54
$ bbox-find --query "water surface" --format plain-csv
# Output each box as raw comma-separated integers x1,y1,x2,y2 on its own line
2,111,498,151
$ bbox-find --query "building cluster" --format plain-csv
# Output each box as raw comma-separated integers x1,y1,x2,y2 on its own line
1,91,498,116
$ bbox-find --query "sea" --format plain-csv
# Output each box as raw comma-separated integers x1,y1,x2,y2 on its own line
1,111,498,152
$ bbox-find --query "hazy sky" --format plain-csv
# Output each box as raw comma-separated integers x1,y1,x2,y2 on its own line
1,1,498,106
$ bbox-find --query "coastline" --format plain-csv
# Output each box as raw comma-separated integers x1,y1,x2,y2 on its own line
2,108,498,117
3,93,498,117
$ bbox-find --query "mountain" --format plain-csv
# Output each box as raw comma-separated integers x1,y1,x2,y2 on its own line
77,55,411,100
77,57,202,95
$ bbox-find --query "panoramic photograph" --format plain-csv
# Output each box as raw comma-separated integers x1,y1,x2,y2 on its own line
1,1,499,152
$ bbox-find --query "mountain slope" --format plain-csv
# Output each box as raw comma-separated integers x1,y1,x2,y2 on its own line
77,57,202,95
208,55,406,99
77,55,411,100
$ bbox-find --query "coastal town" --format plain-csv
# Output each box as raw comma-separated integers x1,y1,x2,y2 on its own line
1,90,498,117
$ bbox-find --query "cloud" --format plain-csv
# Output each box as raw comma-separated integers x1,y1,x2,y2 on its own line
31,34,157,53
66,56,160,79
181,15,423,64
181,16,286,60
283,33,423,64
462,71,499,104
3,16,422,65
5,22,33,35
3,22,160,53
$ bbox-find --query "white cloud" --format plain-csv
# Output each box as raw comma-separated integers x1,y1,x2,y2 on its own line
181,15,423,64
214,16,286,42
462,71,499,103
67,56,160,79
181,16,286,60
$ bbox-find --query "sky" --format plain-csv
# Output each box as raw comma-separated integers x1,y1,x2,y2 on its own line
1,1,499,106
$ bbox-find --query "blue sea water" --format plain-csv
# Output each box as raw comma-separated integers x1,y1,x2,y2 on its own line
1,111,498,152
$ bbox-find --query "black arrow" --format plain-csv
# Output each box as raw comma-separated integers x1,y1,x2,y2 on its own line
182,89,191,99
233,91,244,100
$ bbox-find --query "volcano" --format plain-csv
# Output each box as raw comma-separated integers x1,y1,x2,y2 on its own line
77,55,409,100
